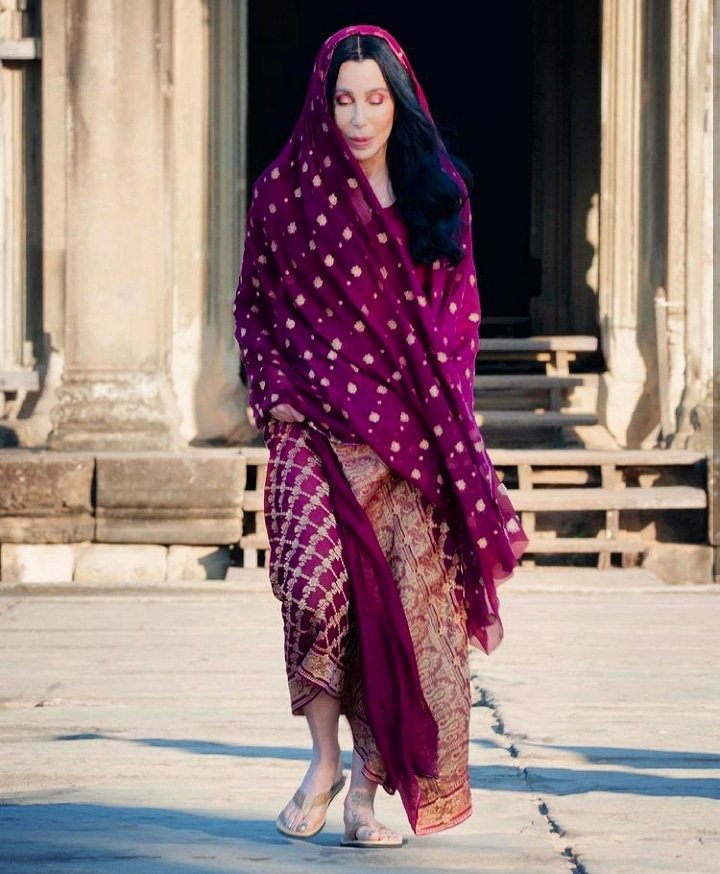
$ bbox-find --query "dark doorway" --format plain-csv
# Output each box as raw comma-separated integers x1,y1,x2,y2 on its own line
247,4,563,331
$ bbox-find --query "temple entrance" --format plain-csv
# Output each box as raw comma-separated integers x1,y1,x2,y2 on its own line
247,1,601,338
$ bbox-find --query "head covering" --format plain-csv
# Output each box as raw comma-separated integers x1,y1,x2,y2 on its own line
234,22,527,827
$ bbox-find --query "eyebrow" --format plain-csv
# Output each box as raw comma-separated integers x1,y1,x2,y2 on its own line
334,87,390,95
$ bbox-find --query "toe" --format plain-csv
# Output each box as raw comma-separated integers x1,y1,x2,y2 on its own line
280,802,301,830
280,800,320,834
354,823,400,844
354,825,377,842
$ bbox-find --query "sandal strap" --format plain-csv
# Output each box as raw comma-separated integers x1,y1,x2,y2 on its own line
290,788,308,811
290,775,345,813
347,820,397,841
290,787,329,810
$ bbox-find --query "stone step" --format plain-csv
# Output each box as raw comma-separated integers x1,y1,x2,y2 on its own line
478,335,599,352
505,565,669,589
236,534,653,555
244,486,707,519
475,410,599,428
234,448,706,468
488,448,706,466
474,374,589,391
476,335,600,377
238,534,651,555
525,537,649,554
507,485,707,511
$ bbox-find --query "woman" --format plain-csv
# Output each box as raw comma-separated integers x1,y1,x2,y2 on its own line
233,24,527,847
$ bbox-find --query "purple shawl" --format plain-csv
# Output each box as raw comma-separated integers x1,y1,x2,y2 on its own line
234,23,527,822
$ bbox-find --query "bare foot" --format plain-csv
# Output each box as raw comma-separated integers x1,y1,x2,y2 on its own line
277,752,344,836
342,787,403,846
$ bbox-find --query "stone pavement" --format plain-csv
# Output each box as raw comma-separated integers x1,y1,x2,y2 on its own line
0,569,718,874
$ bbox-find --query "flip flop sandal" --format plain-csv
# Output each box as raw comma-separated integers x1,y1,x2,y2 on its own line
341,822,404,848
275,775,346,839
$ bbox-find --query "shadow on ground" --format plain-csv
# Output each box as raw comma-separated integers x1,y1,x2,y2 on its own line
469,739,720,799
518,742,720,770
55,733,316,763
55,734,720,801
0,804,285,873
516,767,720,799
0,800,506,873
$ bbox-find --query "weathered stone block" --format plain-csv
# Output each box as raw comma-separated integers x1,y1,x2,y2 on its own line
0,450,93,513
95,450,246,509
95,517,244,545
95,451,246,544
0,517,95,542
642,543,714,584
1,543,78,583
74,544,167,584
166,545,232,581
0,450,94,543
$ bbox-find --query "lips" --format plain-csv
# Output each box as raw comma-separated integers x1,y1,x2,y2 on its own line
349,137,373,148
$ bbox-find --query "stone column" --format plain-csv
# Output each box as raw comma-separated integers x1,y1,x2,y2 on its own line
26,0,67,446
48,0,180,450
169,0,252,445
196,0,254,444
167,0,210,444
666,0,715,569
0,1,26,373
667,0,714,450
1,1,41,377
597,0,648,446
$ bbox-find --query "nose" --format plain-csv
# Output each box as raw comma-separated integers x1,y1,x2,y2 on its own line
351,103,367,128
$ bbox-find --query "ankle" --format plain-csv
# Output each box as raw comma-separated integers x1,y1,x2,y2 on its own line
344,786,374,810
310,745,342,770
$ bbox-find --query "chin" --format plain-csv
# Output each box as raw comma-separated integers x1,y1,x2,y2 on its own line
355,148,380,164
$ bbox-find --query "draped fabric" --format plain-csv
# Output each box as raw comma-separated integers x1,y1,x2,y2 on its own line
233,23,528,832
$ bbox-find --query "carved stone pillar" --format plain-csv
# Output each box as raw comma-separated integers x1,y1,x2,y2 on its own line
598,0,647,446
48,0,180,450
667,0,714,450
0,0,42,433
666,0,715,567
198,0,254,444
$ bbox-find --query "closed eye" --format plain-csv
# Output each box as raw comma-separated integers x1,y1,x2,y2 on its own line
334,89,390,106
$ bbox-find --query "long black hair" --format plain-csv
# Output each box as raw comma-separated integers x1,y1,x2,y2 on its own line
327,34,472,266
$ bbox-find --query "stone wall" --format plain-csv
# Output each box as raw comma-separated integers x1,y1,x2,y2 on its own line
0,449,246,583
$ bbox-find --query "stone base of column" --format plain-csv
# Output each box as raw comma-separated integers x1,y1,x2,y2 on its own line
48,371,182,451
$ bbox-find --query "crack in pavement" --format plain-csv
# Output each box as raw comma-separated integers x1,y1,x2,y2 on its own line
474,686,588,873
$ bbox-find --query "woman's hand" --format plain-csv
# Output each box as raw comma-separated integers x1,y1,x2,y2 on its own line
269,403,305,423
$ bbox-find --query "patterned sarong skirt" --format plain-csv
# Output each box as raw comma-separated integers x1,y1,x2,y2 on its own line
263,418,473,835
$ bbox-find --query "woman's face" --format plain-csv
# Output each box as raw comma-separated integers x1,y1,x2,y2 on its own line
333,59,395,172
